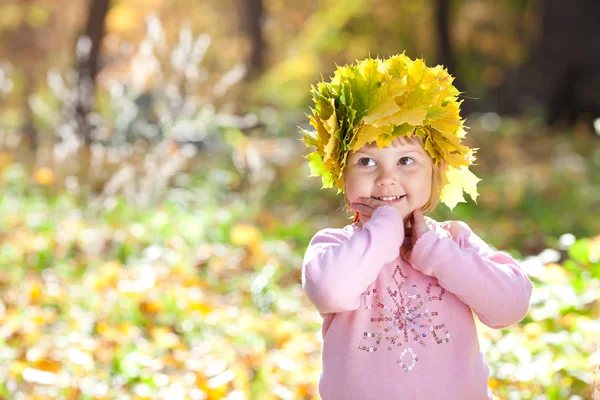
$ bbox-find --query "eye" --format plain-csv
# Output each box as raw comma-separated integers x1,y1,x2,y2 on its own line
399,157,415,166
359,158,375,166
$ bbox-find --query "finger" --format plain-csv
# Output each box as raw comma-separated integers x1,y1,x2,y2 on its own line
412,209,429,234
351,203,375,216
357,197,387,208
360,214,372,225
407,210,429,245
400,245,412,261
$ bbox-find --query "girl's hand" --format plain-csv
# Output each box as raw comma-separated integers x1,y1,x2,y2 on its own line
349,197,391,225
400,209,431,261
350,197,411,226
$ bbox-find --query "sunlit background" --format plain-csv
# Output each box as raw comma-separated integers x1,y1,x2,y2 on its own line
0,0,598,399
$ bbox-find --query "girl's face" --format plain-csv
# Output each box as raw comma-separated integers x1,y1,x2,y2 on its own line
344,136,434,223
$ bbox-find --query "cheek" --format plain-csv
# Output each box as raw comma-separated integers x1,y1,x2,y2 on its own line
344,172,368,202
409,170,433,200
420,171,433,198
344,181,359,202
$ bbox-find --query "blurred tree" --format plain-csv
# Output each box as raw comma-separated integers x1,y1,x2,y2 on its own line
449,0,538,114
16,14,39,150
0,0,86,145
76,0,111,145
258,0,432,109
488,0,600,128
538,0,600,128
2,0,598,141
0,1,51,149
238,0,266,78
435,0,456,79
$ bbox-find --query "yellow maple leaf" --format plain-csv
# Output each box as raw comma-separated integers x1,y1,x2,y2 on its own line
374,108,427,128
323,103,340,163
439,180,465,210
429,114,463,136
440,165,481,210
308,115,330,151
351,123,394,151
353,58,385,113
360,80,406,126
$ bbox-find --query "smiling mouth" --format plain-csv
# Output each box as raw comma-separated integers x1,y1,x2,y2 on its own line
373,195,406,201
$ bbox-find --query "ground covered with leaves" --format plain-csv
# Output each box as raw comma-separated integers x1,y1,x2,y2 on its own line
0,122,599,399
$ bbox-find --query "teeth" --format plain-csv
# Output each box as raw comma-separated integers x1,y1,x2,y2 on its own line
376,196,403,201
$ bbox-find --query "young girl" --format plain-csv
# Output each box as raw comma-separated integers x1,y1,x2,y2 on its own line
300,54,533,399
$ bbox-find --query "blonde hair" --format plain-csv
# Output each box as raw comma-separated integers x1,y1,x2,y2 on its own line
420,160,445,215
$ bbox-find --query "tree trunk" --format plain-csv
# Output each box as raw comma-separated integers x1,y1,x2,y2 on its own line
239,0,266,79
434,0,472,113
19,23,39,151
435,0,456,77
492,0,600,129
22,72,38,150
75,0,110,145
538,0,600,127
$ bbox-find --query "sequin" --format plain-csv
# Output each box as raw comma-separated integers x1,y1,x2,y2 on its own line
397,347,417,372
359,265,452,373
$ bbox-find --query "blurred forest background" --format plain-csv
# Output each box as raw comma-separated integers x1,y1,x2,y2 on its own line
0,0,599,399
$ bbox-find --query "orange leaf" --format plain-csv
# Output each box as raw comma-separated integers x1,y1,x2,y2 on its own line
34,167,54,185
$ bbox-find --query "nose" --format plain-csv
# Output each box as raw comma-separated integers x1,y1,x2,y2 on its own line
375,166,397,186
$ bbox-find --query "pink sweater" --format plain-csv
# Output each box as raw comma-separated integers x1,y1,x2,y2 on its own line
302,206,533,400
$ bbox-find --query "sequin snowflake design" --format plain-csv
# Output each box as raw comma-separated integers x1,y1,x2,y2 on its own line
358,265,451,372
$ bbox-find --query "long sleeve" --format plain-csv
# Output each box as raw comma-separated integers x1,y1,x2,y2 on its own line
409,220,533,329
302,206,404,314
